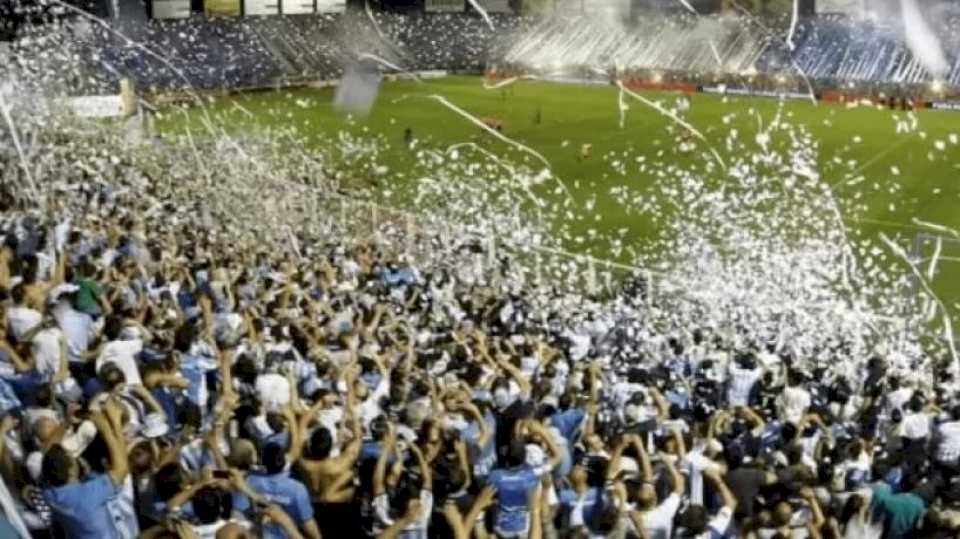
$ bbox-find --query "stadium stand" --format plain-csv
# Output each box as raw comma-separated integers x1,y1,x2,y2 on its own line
5,5,960,539
11,10,957,98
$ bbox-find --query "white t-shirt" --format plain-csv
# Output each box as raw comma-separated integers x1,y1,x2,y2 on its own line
31,328,63,379
641,493,682,539
358,377,390,429
55,306,96,363
684,448,723,505
61,420,99,457
886,388,913,414
565,331,591,361
6,306,41,341
95,339,144,385
779,386,811,424
374,489,433,537
900,412,931,440
936,421,960,462
191,520,228,539
255,373,290,412
727,364,762,407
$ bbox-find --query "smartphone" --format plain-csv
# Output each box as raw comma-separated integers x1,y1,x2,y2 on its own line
212,470,232,480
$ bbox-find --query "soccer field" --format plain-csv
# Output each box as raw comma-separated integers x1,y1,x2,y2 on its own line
158,76,960,312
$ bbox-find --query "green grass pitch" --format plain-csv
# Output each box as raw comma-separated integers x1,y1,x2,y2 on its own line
158,75,960,313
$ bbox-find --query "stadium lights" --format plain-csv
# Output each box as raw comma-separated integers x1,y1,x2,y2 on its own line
651,71,663,84
931,80,945,94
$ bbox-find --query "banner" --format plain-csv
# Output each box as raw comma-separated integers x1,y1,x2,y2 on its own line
425,0,465,12
931,101,960,111
316,0,345,12
282,0,314,13
701,85,812,101
205,0,240,16
59,95,126,118
151,0,190,18
245,0,279,15
479,0,511,12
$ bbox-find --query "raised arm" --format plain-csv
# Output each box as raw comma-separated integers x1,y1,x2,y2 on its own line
528,420,562,472
632,434,654,481
129,384,165,415
606,436,629,482
458,400,491,448
51,334,70,385
802,487,825,538
93,401,129,486
463,485,497,538
374,427,397,497
663,457,685,496
703,468,737,512
282,405,304,464
377,499,423,539
738,406,766,431
648,388,671,421
409,442,433,488
262,505,306,539
475,334,531,397
0,336,34,373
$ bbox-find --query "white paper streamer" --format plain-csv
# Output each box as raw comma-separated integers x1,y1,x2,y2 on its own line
912,218,960,239
466,0,495,30
357,53,423,83
401,94,573,200
708,41,723,67
616,80,726,170
675,0,698,14
786,0,799,51
483,76,536,90
0,90,38,198
928,236,942,282
881,232,958,368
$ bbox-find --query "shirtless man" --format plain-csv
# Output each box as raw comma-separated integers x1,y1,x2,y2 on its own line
296,373,363,538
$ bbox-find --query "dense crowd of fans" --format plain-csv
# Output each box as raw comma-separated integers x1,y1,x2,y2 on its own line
4,5,960,539
502,12,960,91
789,14,960,87
0,115,959,539
14,12,527,94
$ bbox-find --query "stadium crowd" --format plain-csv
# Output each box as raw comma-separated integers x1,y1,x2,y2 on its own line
5,5,960,538
0,130,960,539
20,9,960,98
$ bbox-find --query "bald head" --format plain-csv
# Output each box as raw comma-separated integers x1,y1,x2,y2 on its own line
637,482,657,510
773,501,793,527
226,438,257,470
34,417,61,446
216,522,255,539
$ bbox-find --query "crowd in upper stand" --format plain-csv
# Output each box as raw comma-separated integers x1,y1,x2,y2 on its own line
12,10,960,97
